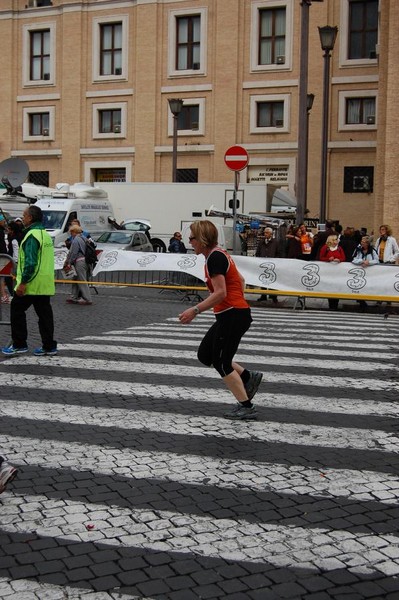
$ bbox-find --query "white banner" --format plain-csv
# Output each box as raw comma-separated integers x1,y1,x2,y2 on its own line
85,250,399,299
55,247,69,270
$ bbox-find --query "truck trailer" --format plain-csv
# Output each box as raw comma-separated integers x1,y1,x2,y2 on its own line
94,182,287,252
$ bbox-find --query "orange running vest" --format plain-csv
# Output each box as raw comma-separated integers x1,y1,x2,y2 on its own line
204,248,249,314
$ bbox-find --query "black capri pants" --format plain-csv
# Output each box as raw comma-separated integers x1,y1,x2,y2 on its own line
197,308,252,377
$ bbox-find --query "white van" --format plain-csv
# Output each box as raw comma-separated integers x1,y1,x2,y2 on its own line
35,183,115,246
181,221,234,252
0,183,115,246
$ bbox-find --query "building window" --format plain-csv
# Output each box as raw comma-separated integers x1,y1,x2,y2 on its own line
85,161,131,183
92,15,128,81
346,97,375,124
99,109,121,134
30,30,50,80
339,0,378,66
94,168,126,183
338,90,377,130
100,23,122,76
177,105,199,130
92,102,126,139
23,23,55,86
348,0,378,60
257,101,284,127
23,106,55,141
250,94,290,133
251,1,292,72
344,166,374,193
29,112,50,136
258,7,286,65
168,98,205,136
176,16,200,70
28,171,49,187
168,8,207,76
176,168,198,183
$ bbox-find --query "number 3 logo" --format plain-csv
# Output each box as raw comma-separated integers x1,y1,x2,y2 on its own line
347,267,366,290
259,261,277,285
301,263,320,288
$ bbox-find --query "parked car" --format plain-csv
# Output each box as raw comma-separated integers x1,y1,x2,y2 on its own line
94,230,153,252
121,219,166,253
122,218,151,232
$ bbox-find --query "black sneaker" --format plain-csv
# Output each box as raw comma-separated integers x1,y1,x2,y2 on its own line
224,405,257,420
245,371,263,400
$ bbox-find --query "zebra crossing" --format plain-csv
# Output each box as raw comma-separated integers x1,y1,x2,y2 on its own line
0,307,399,599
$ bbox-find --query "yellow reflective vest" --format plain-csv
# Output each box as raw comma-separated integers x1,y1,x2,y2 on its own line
16,227,55,296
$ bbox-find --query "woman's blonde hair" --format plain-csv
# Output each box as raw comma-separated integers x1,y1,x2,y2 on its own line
380,224,392,236
69,224,83,234
190,220,218,247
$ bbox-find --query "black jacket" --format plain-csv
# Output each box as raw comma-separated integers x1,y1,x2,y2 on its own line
256,237,279,258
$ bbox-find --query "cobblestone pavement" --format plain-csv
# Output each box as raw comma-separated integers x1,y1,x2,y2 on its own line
0,286,399,599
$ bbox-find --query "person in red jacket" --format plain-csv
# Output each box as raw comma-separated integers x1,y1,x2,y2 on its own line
319,235,346,310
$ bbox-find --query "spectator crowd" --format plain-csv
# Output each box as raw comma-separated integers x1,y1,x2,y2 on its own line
252,221,399,311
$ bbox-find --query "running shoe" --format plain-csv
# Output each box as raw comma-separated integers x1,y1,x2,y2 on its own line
245,371,263,401
2,345,28,356
224,405,257,420
33,347,58,357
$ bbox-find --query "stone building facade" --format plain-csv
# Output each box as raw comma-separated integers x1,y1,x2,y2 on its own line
0,0,395,233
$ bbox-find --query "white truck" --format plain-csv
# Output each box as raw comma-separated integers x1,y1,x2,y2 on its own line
0,177,292,252
0,182,115,247
95,182,290,252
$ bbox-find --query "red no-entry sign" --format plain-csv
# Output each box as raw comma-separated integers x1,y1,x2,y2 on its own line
224,145,249,172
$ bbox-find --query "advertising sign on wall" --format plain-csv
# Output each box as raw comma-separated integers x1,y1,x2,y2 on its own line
248,166,289,184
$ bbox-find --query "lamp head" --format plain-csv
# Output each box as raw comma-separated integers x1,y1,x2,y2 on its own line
306,93,315,112
318,26,338,52
168,98,184,116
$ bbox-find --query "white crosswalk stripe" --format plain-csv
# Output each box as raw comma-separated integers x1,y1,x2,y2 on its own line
1,399,396,450
0,360,397,390
1,307,399,598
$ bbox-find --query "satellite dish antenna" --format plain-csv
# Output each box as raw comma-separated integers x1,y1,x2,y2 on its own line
0,157,29,192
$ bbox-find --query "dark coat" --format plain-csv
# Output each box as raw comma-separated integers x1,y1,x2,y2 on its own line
255,237,279,258
168,238,187,253
339,235,358,262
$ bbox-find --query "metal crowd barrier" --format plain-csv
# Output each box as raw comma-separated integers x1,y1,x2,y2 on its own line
55,269,206,302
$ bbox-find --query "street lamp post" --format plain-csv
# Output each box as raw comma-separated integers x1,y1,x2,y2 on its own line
296,0,311,226
296,0,323,226
318,25,338,224
168,98,183,182
304,92,315,214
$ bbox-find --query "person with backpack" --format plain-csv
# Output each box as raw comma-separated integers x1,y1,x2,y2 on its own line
63,224,93,305
64,218,92,249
